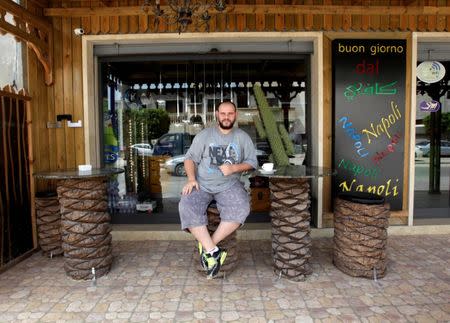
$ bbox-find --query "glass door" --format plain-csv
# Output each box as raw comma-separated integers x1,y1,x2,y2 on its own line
414,62,450,219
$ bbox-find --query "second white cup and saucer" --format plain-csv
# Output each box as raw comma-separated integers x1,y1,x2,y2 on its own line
260,162,276,174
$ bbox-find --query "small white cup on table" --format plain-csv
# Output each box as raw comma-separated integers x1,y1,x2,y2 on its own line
261,162,274,172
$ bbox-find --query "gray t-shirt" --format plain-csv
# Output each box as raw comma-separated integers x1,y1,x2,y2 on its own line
185,126,258,194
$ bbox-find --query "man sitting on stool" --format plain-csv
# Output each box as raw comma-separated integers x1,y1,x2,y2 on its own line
179,101,257,279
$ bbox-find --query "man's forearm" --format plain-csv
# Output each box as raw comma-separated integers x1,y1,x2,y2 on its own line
231,162,254,174
184,159,197,181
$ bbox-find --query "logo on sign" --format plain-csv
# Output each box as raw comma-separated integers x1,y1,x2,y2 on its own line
419,100,441,112
416,61,446,83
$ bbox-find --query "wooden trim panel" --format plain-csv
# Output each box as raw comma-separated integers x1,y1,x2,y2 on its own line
44,5,450,17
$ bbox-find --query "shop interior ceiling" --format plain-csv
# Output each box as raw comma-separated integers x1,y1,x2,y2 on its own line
106,58,307,88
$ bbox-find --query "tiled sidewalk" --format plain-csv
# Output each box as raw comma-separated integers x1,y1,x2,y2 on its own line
0,235,449,322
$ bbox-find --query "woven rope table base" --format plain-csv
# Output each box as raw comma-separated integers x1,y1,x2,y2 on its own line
57,179,112,280
333,197,390,279
270,178,312,282
193,207,238,274
35,196,63,257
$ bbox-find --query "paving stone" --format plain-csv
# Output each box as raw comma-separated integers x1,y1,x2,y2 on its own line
0,236,448,322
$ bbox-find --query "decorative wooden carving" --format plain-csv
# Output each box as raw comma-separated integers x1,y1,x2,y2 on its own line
333,197,390,279
270,178,312,281
1,84,30,99
0,0,53,85
57,178,112,280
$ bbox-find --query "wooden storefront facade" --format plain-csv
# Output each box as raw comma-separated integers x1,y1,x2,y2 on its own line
2,1,450,262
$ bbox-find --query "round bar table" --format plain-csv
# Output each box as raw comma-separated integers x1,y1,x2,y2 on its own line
34,168,124,280
255,165,335,281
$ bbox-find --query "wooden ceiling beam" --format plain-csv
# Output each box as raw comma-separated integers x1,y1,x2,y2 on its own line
26,0,49,8
44,4,450,17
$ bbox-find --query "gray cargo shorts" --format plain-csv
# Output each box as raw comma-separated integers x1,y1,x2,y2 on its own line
178,181,250,231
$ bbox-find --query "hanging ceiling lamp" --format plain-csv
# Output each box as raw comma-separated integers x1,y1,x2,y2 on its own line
142,0,227,33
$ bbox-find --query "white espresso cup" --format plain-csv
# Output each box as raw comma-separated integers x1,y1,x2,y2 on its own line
262,162,274,171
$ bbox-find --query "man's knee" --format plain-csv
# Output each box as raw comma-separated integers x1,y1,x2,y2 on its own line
217,201,250,224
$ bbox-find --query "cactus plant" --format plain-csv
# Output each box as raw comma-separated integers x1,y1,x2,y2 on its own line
253,85,290,166
253,116,267,140
278,123,295,156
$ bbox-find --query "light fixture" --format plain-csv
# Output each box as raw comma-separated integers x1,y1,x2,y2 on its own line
176,64,179,117
142,0,227,34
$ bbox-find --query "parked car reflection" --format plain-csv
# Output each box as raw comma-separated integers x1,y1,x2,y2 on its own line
415,140,429,158
415,140,450,157
163,146,270,177
152,132,192,157
131,143,153,156
163,155,186,176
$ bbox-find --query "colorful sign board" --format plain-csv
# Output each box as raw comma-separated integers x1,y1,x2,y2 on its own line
333,39,406,210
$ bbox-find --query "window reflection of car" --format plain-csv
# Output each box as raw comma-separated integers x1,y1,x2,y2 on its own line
419,140,450,157
152,132,192,157
163,147,270,177
414,140,428,158
163,155,186,176
131,143,153,156
415,145,424,158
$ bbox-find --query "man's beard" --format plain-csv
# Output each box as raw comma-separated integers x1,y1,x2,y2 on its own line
218,119,235,130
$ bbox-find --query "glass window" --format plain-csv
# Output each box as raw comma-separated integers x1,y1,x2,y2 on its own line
0,9,25,89
101,57,309,224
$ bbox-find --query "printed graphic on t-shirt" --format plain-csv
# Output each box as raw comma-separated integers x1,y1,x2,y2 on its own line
208,143,240,173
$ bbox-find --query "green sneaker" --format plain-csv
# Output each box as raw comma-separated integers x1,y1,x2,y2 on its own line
198,242,208,271
205,248,227,279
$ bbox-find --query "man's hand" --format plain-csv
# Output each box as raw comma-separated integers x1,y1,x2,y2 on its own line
219,163,235,176
182,180,199,195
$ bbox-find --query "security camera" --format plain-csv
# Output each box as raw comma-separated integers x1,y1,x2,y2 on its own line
73,28,85,36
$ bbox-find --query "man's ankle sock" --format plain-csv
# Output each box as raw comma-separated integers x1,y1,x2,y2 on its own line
207,246,219,256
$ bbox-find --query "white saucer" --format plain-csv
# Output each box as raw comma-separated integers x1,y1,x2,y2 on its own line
259,169,276,174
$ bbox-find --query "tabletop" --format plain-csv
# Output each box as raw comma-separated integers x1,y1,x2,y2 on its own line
254,165,336,179
34,168,124,180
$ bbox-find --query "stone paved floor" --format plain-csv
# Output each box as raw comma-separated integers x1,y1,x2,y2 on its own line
0,235,449,322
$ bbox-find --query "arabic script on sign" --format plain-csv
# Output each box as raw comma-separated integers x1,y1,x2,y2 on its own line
344,81,398,101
